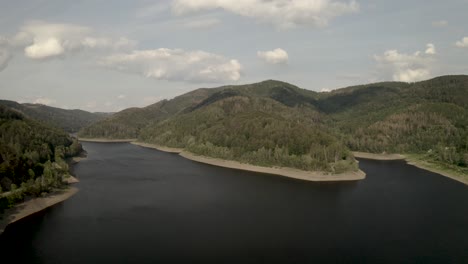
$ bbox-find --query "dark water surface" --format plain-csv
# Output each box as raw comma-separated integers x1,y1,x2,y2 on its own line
1,142,467,263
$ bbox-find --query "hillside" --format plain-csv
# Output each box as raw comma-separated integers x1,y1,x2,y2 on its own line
0,105,83,212
79,75,468,175
324,76,468,172
139,94,356,173
78,88,221,139
0,100,109,133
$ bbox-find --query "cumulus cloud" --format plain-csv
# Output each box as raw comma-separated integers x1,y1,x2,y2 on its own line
425,43,436,55
432,20,448,27
117,94,126,99
257,48,289,64
99,48,242,83
12,21,136,60
374,44,436,82
172,0,359,29
455,37,468,48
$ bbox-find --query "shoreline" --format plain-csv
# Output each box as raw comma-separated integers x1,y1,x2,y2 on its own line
0,153,86,236
352,151,405,160
132,142,366,182
0,187,79,235
78,138,137,143
131,142,183,154
353,151,468,185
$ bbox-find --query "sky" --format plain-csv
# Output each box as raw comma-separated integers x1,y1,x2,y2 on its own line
0,0,467,112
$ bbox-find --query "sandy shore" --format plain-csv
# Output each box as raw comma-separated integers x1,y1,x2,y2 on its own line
133,141,365,182
64,175,80,184
78,138,137,143
352,151,405,160
131,142,183,153
0,187,79,235
180,152,366,182
353,151,468,185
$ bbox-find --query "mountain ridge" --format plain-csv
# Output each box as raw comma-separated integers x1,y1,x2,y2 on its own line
73,74,467,176
0,100,109,133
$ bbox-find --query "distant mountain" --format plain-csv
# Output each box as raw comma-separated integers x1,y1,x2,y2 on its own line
0,100,110,133
79,75,468,174
78,87,221,139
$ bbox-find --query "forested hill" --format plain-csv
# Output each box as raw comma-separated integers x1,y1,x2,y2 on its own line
0,105,83,212
79,75,468,174
78,87,222,139
0,100,109,133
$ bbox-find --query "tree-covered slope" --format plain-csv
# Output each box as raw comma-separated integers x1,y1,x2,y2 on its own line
78,88,222,139
140,94,357,173
0,100,109,133
0,105,83,212
329,75,468,170
78,80,321,139
78,75,468,174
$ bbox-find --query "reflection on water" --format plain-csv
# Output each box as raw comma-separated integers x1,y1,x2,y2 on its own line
1,142,467,263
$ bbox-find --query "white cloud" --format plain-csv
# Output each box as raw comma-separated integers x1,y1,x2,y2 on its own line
172,0,359,29
455,37,468,48
425,43,436,55
13,21,136,60
99,48,242,83
33,97,56,106
432,20,448,27
374,44,435,82
183,18,221,29
117,94,126,99
25,38,65,59
257,48,289,64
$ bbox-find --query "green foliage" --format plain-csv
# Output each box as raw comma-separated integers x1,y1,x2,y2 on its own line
333,76,468,169
0,105,83,212
0,99,109,133
140,96,356,173
78,88,221,139
79,75,468,174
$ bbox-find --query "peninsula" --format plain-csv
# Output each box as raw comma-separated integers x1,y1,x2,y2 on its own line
132,142,366,182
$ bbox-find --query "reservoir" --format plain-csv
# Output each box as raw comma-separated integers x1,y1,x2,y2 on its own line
1,142,467,263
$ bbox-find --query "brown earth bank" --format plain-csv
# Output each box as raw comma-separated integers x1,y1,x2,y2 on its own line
0,152,86,236
78,138,137,143
0,187,79,235
132,142,366,182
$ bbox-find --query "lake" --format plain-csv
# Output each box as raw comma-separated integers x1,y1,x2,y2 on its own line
1,142,467,263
